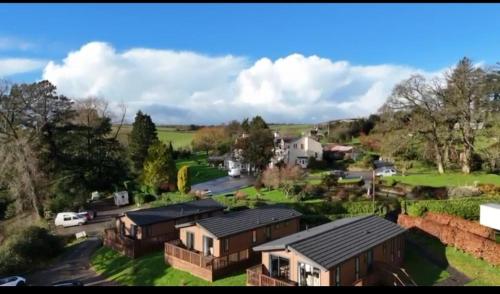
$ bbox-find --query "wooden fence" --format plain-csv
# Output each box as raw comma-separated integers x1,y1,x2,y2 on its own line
246,264,296,286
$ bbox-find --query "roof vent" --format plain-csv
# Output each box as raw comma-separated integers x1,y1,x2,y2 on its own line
365,230,371,234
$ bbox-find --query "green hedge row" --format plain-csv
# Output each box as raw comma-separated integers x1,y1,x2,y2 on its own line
401,196,500,220
291,199,399,217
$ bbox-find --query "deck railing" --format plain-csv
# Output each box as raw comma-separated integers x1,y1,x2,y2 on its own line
165,240,251,271
246,264,296,286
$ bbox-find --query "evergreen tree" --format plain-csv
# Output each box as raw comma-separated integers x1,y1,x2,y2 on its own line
142,141,176,192
177,166,190,194
128,111,158,173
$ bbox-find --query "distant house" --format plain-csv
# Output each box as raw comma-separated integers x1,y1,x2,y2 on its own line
271,133,323,168
323,143,360,161
103,198,225,258
247,215,410,286
164,205,302,281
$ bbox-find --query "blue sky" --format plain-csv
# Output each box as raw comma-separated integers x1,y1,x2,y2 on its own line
1,4,499,123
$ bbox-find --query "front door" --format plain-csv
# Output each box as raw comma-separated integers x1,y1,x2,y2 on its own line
203,236,213,256
186,231,195,250
270,255,290,280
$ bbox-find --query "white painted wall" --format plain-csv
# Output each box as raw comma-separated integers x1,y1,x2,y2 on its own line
480,204,500,231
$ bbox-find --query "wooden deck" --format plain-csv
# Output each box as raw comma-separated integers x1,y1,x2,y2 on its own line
165,240,256,282
246,264,296,286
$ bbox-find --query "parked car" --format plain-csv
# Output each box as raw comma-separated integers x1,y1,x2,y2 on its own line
54,212,87,227
228,168,241,178
330,170,346,178
51,280,84,287
78,210,96,220
375,167,397,177
0,276,26,286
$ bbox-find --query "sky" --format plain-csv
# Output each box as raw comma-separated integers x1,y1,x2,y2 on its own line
1,3,500,124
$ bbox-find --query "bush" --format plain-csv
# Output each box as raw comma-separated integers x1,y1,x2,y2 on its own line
0,226,63,275
321,174,339,188
447,186,482,198
404,196,500,220
385,178,398,187
335,188,349,201
235,190,248,201
477,184,500,195
4,202,17,220
307,157,328,169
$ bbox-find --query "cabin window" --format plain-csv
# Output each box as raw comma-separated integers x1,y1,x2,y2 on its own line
315,152,318,158
391,239,395,262
265,226,272,240
224,238,229,252
300,144,304,150
186,231,195,250
367,249,373,270
298,262,320,286
355,257,360,280
335,265,341,286
397,237,402,258
252,230,257,243
130,225,137,238
293,144,297,149
383,243,387,255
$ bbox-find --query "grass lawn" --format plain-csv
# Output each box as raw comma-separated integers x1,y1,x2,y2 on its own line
176,153,226,185
91,247,246,286
403,247,450,285
214,186,324,205
387,172,500,187
408,231,500,286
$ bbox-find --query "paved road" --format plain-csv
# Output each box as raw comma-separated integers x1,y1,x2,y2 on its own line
26,237,119,286
191,174,256,195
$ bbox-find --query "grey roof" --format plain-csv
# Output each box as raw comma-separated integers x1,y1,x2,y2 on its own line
197,205,302,238
124,198,225,226
254,215,406,270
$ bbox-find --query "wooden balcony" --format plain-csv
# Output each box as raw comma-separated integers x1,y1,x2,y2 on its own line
247,264,296,287
165,239,254,281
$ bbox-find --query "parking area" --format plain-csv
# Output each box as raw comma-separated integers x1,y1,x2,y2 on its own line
191,174,256,195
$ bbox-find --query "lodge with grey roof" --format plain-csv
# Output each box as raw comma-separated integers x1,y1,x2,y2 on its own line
247,215,413,286
164,205,302,282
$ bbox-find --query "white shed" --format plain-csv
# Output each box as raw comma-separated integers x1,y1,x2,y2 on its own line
480,203,500,231
114,191,129,206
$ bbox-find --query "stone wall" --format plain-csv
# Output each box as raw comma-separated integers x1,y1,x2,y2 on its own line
398,213,500,266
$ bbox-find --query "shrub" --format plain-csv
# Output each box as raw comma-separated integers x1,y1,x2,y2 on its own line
385,178,398,187
4,202,17,220
447,186,482,198
307,157,328,169
477,184,500,195
177,166,191,194
321,174,338,188
335,188,349,201
235,190,248,201
0,226,63,275
404,196,500,220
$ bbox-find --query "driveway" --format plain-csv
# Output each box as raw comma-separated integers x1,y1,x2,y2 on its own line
191,174,255,195
26,237,119,286
53,199,135,237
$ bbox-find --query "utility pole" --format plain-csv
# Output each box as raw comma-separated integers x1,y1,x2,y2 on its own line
372,169,376,214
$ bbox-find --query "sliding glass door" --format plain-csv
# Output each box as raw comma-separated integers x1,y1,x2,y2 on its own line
298,262,320,286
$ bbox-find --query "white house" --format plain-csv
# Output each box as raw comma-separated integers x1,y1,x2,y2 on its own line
271,134,323,168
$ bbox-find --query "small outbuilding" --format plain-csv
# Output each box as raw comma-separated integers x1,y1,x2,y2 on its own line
114,191,129,206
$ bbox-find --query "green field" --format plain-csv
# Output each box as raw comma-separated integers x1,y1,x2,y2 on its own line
408,231,500,286
386,172,500,187
91,247,246,286
114,125,194,149
269,124,313,137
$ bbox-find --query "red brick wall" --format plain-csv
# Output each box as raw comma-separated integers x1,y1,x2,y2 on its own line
398,213,500,266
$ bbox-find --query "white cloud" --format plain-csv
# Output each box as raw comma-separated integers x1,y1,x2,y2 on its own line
0,37,35,51
0,58,47,77
42,42,439,124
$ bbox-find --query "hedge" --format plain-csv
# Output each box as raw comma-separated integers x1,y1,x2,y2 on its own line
401,196,500,220
291,199,398,217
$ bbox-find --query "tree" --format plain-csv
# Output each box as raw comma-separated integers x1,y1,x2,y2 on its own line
142,141,176,193
128,111,158,173
443,58,491,173
383,75,451,174
261,165,304,198
236,116,275,173
0,80,74,218
177,166,190,194
192,126,228,155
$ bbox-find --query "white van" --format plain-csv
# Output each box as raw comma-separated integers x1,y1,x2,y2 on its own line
54,212,87,227
228,168,241,178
